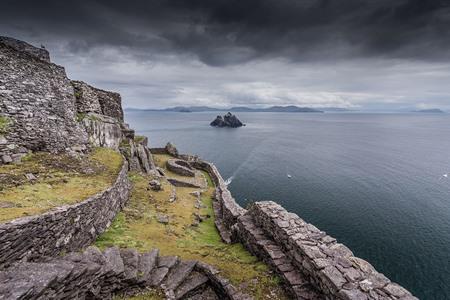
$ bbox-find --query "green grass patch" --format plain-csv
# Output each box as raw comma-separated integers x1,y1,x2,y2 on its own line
0,148,123,223
96,154,288,299
0,116,11,135
76,112,87,122
134,135,146,144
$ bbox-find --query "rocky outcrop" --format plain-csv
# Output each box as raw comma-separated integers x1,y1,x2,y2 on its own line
210,112,244,128
0,161,130,269
120,135,156,175
0,36,89,163
0,246,251,300
81,113,123,149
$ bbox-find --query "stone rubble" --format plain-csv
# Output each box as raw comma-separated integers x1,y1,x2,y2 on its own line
169,187,177,203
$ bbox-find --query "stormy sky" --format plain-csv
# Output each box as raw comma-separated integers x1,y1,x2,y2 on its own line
2,0,450,110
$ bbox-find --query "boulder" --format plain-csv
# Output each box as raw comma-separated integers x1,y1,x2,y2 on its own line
165,142,179,157
149,180,162,191
210,112,244,128
157,214,169,224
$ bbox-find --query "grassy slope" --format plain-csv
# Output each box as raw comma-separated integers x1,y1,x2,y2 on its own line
96,154,288,300
0,148,123,223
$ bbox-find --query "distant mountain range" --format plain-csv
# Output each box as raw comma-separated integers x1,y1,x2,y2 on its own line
413,108,445,113
124,105,354,113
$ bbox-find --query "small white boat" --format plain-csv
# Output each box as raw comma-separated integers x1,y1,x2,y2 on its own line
287,174,292,178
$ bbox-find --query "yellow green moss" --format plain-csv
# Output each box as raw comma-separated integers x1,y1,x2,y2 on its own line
0,148,122,223
114,288,165,300
0,116,11,134
96,154,288,299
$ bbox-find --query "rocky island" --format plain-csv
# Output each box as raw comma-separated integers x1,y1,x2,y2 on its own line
0,36,417,300
210,112,244,128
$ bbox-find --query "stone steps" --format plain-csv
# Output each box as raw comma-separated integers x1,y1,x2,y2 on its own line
212,197,232,244
236,214,323,300
174,271,210,299
163,260,197,292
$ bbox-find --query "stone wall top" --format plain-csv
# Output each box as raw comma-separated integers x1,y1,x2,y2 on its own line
72,80,124,121
248,201,417,300
0,36,50,63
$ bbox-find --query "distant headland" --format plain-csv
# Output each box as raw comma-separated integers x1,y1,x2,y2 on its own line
126,105,326,113
413,108,445,113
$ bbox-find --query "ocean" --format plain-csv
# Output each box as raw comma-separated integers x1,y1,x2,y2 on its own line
125,111,450,299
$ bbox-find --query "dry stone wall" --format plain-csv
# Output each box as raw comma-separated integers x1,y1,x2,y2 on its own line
72,80,124,121
0,246,251,300
0,37,89,163
242,201,417,300
0,161,130,269
0,36,50,63
150,144,246,244
153,144,416,299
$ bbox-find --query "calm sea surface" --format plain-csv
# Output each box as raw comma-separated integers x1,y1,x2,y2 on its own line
125,111,450,299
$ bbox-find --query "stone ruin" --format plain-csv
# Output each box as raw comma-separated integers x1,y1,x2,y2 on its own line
0,36,154,174
0,37,417,300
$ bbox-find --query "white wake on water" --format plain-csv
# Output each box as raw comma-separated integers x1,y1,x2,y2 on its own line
224,176,234,185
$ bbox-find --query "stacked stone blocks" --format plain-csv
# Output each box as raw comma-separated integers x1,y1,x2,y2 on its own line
245,201,418,300
0,246,250,300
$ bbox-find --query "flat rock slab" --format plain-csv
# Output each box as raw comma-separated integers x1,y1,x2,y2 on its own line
175,272,209,300
167,159,195,177
167,178,202,189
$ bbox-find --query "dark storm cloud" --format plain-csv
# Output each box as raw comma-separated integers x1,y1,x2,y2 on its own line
1,0,450,66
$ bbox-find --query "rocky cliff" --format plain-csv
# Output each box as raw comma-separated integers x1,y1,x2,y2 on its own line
0,36,154,174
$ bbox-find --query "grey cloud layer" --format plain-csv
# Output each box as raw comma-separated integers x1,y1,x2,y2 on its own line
2,0,450,65
1,0,450,109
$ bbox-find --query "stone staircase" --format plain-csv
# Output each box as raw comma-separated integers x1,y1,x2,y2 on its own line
235,213,324,300
212,195,233,244
0,246,251,300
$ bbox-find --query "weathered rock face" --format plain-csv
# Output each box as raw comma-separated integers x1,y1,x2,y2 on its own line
72,80,124,121
82,113,123,149
210,112,244,128
0,37,89,163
